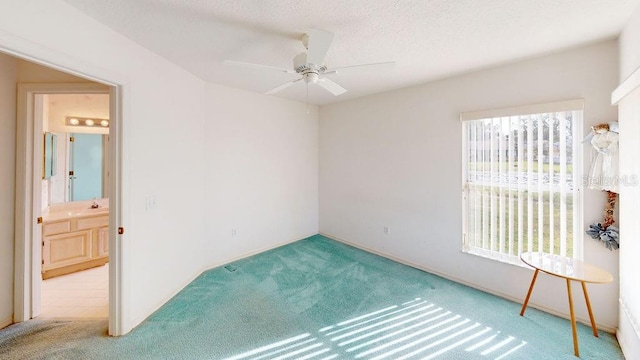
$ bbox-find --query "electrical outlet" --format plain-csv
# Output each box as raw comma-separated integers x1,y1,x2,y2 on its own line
231,229,237,237
145,196,157,211
384,226,391,235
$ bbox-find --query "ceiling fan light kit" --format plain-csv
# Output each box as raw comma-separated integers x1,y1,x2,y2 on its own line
225,28,394,97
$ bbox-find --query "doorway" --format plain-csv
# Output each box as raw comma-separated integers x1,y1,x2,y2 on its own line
13,79,123,335
1,26,125,335
37,92,111,319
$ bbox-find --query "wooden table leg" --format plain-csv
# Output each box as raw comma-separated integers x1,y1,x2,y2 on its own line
567,279,579,357
581,281,599,337
520,269,539,316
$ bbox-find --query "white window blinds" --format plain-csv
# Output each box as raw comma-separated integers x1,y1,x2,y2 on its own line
461,100,583,264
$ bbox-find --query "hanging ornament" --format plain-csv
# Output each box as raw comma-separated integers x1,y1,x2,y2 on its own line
585,122,620,250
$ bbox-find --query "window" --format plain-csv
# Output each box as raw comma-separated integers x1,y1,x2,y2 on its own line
461,100,583,264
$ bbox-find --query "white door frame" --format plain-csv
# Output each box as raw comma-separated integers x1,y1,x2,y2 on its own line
15,83,123,335
2,24,128,336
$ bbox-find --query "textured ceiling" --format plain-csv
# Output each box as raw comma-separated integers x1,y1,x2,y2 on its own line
63,0,640,105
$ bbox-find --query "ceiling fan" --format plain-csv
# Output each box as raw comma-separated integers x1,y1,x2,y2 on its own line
225,29,394,96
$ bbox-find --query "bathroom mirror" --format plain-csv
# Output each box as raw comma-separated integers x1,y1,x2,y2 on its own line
43,132,57,179
41,93,110,205
47,132,109,204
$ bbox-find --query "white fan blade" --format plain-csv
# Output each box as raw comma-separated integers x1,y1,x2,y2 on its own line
306,29,334,66
266,78,303,95
317,78,347,96
324,61,395,75
224,60,297,74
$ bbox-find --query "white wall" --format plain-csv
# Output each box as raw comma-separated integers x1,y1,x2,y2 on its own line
0,0,318,334
616,87,640,360
203,84,319,265
0,0,207,333
616,5,640,358
0,52,17,329
620,4,640,82
39,94,49,211
320,40,620,330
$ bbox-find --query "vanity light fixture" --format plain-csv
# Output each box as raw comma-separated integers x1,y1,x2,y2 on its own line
65,116,109,128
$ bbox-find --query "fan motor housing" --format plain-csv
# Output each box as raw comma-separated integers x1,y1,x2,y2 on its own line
294,52,327,82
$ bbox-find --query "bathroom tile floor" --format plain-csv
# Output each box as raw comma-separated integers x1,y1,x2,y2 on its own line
39,264,109,319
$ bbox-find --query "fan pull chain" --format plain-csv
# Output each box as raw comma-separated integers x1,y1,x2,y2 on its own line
306,82,309,114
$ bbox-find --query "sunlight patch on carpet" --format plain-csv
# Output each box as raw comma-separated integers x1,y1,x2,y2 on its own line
223,297,526,360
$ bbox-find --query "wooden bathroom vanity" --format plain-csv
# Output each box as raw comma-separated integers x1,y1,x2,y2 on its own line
41,200,109,279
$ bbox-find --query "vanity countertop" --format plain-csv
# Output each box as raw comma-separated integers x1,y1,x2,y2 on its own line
42,199,109,222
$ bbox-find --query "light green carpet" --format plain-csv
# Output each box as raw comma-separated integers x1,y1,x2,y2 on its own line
0,235,624,359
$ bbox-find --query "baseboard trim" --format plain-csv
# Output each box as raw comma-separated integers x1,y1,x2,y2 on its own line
321,232,617,333
0,316,12,330
618,299,640,360
202,232,316,272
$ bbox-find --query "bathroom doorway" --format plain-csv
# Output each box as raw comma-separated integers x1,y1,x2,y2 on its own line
7,43,124,335
37,91,111,319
